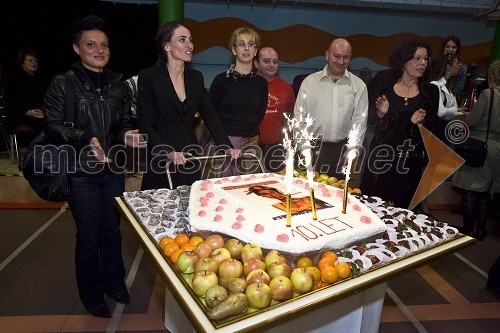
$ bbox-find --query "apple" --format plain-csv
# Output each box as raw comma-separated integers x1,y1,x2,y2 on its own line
269,276,294,301
224,238,244,260
266,261,292,279
177,251,200,274
205,234,225,250
241,243,263,263
264,250,287,268
246,269,270,285
245,283,272,309
210,247,232,265
290,268,314,294
192,270,218,297
243,258,266,277
218,258,244,278
194,257,218,274
181,272,194,287
192,241,213,258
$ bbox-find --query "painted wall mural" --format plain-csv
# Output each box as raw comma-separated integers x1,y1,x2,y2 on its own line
186,17,491,68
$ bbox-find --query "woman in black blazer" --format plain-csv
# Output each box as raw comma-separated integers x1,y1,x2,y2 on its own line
138,22,239,190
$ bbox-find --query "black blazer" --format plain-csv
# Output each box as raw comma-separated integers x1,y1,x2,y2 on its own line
137,57,232,189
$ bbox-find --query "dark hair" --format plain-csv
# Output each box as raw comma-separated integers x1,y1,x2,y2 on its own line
16,48,38,65
429,54,459,82
440,36,461,57
155,21,188,59
388,39,432,81
71,15,108,45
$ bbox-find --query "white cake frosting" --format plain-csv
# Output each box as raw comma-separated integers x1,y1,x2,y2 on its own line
188,173,387,255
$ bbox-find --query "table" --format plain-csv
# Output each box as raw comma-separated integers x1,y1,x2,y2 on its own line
115,197,475,333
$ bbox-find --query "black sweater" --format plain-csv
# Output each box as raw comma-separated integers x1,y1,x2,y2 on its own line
209,71,268,137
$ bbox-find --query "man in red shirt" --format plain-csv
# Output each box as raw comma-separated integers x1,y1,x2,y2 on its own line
254,47,295,172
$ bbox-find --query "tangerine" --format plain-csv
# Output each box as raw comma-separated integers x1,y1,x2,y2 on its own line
170,248,185,264
180,243,195,252
159,237,175,249
189,236,204,246
317,257,336,271
306,266,321,282
296,256,313,268
174,234,190,247
335,262,351,279
320,266,339,284
321,250,338,263
163,242,180,257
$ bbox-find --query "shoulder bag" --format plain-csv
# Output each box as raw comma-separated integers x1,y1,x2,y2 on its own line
22,75,75,202
453,88,494,168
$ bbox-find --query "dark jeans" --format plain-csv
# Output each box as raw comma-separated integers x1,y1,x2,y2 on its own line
68,171,126,308
259,143,285,173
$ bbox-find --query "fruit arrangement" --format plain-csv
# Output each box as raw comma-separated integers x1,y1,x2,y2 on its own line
278,169,362,195
159,234,352,320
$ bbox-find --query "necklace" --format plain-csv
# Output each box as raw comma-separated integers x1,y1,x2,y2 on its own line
400,81,415,106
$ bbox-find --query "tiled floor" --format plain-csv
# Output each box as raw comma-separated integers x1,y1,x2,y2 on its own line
1,166,500,332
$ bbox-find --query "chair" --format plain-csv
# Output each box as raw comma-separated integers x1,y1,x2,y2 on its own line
0,95,35,171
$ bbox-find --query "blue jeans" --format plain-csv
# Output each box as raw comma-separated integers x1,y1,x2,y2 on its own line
68,171,126,308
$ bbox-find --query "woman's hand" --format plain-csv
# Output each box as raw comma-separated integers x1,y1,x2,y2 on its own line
229,148,241,160
26,108,44,118
90,137,112,163
411,109,426,125
124,129,148,148
375,95,389,118
167,151,192,165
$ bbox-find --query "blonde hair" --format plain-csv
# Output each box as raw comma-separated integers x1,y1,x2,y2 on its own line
229,27,260,50
488,60,500,86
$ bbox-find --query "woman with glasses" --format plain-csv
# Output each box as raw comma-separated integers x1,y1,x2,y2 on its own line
137,22,239,190
361,39,439,209
208,27,268,176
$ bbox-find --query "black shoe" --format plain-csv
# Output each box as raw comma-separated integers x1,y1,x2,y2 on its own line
87,303,111,318
475,228,486,241
107,290,130,304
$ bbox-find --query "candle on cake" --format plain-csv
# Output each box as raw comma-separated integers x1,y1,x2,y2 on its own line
283,126,294,227
300,113,317,220
342,125,361,214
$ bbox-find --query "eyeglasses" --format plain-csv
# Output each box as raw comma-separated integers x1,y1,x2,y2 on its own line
412,55,431,63
236,41,257,49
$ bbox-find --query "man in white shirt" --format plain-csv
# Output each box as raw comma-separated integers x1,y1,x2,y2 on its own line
294,38,368,181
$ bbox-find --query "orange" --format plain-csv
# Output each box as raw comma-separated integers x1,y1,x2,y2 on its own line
159,237,175,250
321,250,338,263
296,256,313,268
163,242,180,257
335,262,351,280
189,236,204,246
174,234,190,247
320,266,339,284
170,248,185,264
317,257,336,271
180,243,195,252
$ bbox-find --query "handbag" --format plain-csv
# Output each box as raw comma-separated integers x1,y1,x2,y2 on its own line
453,88,494,168
22,75,75,202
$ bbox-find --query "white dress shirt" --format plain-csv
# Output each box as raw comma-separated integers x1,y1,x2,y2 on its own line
430,77,458,120
293,65,368,143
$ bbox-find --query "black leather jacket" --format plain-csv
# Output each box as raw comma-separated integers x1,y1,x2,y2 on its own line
44,62,132,174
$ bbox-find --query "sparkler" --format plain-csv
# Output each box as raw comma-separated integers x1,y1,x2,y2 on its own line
295,108,318,220
342,125,361,214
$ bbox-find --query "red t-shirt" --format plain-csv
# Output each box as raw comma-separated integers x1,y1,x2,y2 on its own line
258,77,296,144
